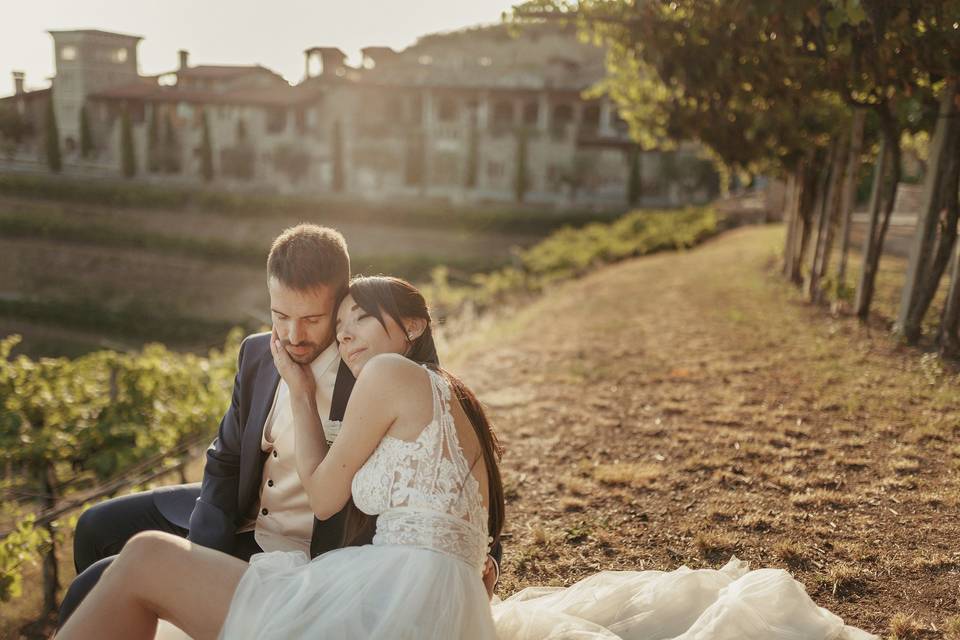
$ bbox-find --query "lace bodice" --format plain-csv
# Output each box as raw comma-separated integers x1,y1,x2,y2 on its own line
351,366,490,570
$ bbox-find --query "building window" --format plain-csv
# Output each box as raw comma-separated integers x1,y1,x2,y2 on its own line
61,46,78,61
437,98,458,123
582,103,601,130
266,107,287,134
491,101,514,133
112,48,128,63
551,103,574,138
522,101,539,126
487,161,504,180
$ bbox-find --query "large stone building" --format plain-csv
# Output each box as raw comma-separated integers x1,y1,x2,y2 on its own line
0,25,717,208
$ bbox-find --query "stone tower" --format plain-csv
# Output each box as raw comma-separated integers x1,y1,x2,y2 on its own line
47,29,142,152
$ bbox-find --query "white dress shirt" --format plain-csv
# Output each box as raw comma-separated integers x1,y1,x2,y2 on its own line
237,342,342,555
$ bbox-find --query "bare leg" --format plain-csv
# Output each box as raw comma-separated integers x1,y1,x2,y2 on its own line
57,531,249,640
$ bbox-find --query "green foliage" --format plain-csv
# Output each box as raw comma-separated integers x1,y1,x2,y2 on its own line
44,99,60,173
0,209,506,283
0,298,247,347
424,206,720,315
0,331,241,601
0,516,48,602
199,109,214,182
120,107,136,179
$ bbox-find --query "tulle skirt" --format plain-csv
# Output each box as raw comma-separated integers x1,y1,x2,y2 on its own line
491,557,877,640
158,548,877,639
216,544,497,640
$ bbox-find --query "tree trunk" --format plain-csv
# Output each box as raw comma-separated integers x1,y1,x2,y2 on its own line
837,110,866,290
40,463,59,615
782,169,800,276
789,152,821,285
896,79,960,343
809,136,849,303
803,146,834,293
855,119,901,320
940,243,960,358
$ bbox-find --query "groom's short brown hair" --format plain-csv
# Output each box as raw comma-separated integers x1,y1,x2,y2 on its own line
267,224,350,293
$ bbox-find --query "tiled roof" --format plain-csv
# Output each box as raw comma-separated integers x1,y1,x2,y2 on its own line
89,79,324,107
0,87,51,104
177,65,282,80
47,28,142,40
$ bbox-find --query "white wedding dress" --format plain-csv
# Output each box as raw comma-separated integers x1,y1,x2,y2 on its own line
191,366,877,639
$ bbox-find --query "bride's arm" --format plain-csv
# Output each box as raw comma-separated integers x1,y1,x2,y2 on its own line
295,355,405,519
272,334,404,520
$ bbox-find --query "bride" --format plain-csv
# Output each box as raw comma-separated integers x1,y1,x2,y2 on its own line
58,276,876,640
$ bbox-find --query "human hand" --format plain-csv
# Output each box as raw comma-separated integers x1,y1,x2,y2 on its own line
482,556,498,600
270,326,316,398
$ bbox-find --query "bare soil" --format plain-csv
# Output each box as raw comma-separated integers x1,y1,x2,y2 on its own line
446,225,960,638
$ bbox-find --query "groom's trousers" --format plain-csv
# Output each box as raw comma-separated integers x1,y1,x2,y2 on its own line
57,487,262,628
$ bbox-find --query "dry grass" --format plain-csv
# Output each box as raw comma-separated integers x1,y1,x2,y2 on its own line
789,489,855,510
694,532,738,562
773,541,809,570
817,563,871,600
944,615,960,640
592,463,661,488
888,612,925,640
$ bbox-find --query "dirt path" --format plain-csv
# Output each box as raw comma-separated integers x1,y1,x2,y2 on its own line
446,225,960,638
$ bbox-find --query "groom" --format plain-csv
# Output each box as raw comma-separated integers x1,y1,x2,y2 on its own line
59,224,500,626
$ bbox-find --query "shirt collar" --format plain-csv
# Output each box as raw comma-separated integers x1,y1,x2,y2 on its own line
309,341,340,379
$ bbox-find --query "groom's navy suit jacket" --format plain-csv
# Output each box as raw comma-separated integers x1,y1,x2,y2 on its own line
151,331,503,566
152,332,357,558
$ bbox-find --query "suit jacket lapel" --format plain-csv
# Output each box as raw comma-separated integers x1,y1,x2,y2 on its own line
242,356,280,468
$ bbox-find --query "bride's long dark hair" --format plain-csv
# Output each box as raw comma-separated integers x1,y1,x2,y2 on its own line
338,276,505,551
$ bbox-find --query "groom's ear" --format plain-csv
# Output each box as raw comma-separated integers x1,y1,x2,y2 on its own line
404,317,428,340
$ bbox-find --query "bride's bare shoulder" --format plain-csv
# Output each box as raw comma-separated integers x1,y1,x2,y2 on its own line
357,353,431,392
357,354,434,423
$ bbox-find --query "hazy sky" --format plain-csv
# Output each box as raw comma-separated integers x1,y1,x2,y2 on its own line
2,0,519,94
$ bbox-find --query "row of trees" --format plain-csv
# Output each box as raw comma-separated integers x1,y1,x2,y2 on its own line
514,0,960,356
0,332,240,613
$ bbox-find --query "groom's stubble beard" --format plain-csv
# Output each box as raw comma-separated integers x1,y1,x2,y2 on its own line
281,338,324,365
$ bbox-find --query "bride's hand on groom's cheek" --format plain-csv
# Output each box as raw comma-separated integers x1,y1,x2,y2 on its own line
270,326,316,397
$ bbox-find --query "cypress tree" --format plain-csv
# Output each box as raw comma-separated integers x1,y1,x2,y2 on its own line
44,98,61,173
627,146,642,206
79,104,94,158
332,119,344,192
163,111,180,173
199,109,214,182
146,106,160,172
120,106,136,178
464,116,479,190
513,127,529,203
